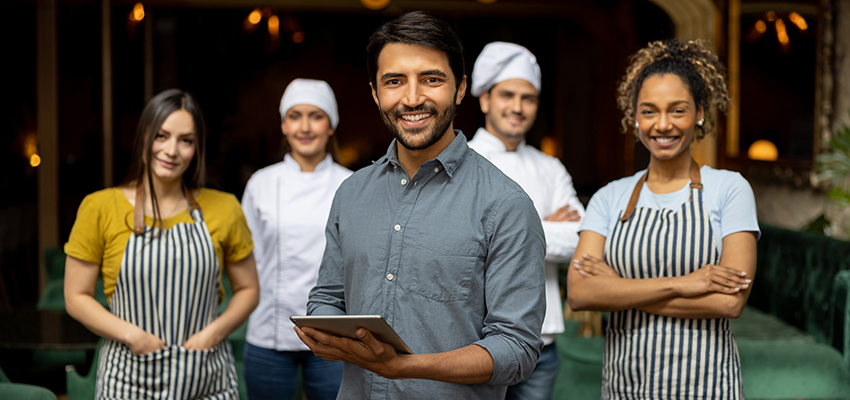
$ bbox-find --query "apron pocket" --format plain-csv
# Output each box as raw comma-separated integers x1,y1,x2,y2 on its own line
98,341,172,399
171,344,238,398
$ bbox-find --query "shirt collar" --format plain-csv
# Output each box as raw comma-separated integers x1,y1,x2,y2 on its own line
283,153,334,173
472,127,527,153
374,130,470,178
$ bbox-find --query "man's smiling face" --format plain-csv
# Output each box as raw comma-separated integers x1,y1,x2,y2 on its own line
371,43,466,150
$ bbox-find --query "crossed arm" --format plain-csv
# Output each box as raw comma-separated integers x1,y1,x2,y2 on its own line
567,230,757,319
65,253,259,355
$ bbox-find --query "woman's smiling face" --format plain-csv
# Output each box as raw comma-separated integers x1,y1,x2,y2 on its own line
148,109,196,184
635,73,704,162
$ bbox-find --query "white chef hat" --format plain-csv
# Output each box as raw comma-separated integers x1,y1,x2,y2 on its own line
278,78,339,129
470,42,541,97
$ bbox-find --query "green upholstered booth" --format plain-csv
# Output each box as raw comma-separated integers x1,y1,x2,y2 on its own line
64,339,101,400
0,383,58,400
835,270,850,373
32,249,108,377
554,224,850,399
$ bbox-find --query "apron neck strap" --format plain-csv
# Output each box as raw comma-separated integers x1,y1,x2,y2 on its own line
185,184,200,211
133,181,200,236
619,158,702,222
133,182,145,236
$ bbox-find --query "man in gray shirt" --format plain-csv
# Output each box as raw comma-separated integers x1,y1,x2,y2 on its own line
295,11,546,399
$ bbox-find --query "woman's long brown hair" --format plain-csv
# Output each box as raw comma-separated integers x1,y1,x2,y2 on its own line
121,89,207,233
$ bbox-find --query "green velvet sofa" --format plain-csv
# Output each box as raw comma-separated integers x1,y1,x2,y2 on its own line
554,224,850,399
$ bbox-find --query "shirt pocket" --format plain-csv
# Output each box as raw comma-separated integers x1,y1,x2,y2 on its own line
407,233,481,302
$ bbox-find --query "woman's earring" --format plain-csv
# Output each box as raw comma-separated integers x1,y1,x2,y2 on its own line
634,121,639,129
697,118,705,127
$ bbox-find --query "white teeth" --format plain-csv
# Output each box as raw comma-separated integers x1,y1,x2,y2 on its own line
654,137,677,143
401,114,430,122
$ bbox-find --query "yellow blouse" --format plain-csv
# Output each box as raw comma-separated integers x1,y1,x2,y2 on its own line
64,187,254,303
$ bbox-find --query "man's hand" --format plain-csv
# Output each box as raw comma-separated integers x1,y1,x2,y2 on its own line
295,326,405,379
544,204,581,222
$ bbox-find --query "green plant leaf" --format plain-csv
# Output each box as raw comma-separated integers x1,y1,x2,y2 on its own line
828,187,850,204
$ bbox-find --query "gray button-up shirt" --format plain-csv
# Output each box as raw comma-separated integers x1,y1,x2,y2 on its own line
308,131,546,400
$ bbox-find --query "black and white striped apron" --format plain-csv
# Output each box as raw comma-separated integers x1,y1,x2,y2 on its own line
96,187,239,399
601,160,744,400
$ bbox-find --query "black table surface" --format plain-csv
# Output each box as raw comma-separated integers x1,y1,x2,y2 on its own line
0,309,99,350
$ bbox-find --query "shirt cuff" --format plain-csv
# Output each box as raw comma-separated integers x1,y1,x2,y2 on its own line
474,334,540,386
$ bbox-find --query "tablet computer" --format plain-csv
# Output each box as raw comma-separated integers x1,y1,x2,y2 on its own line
290,315,414,354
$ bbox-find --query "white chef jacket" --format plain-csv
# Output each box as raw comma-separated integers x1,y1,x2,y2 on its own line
468,128,584,344
241,154,352,351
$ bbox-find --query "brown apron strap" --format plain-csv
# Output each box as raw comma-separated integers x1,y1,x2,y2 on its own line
689,158,702,201
619,158,702,222
133,182,145,236
619,171,648,222
184,184,200,210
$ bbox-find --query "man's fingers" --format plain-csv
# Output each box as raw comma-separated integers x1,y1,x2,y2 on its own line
295,327,343,361
355,329,387,355
294,326,318,347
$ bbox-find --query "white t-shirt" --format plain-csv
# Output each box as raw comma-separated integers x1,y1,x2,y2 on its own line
242,154,352,351
469,128,585,343
580,165,760,255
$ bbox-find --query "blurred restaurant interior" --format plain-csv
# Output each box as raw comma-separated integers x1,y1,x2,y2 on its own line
3,0,850,398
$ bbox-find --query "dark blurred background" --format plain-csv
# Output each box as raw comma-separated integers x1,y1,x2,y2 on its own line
1,0,829,310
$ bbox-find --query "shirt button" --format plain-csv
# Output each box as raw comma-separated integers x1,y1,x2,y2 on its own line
394,224,401,231
434,167,440,173
386,273,394,281
401,179,408,185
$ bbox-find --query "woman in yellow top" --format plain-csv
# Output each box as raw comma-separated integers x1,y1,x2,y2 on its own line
64,89,259,399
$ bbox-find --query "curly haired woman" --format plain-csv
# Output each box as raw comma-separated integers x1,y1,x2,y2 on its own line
567,40,759,400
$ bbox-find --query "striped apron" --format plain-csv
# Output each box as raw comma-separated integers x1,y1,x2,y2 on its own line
601,160,744,400
96,187,239,400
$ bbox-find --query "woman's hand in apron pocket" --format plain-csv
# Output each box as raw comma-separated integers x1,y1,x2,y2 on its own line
676,264,751,298
573,254,620,278
184,326,224,351
125,326,166,355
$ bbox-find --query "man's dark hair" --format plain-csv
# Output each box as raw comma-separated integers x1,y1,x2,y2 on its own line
366,11,465,90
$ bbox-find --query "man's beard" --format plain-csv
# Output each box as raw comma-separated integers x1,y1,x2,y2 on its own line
487,111,528,142
380,96,457,151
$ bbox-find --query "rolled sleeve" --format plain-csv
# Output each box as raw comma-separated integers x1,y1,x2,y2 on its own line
477,190,546,386
307,190,347,316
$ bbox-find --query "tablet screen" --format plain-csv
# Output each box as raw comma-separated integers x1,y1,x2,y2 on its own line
290,315,414,354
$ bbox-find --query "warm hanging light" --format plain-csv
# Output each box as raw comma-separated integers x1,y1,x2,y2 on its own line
132,3,145,21
292,31,305,44
360,0,390,10
540,136,558,157
765,11,777,21
248,9,262,25
788,12,808,31
23,132,40,167
775,18,789,44
748,140,779,161
268,15,280,36
755,19,766,33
